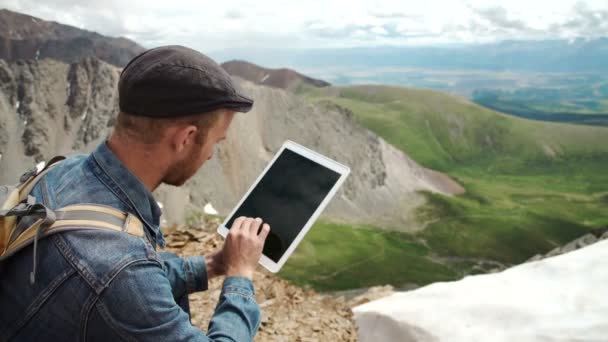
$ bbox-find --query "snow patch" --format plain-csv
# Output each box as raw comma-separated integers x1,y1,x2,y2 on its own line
35,49,40,60
260,74,270,83
203,203,218,215
15,101,20,110
81,111,87,120
23,120,27,125
354,239,608,341
66,82,71,97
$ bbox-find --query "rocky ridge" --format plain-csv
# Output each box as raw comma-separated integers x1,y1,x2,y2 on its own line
0,9,144,67
221,60,330,91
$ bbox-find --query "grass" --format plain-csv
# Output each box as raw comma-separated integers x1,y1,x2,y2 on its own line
279,221,457,291
279,85,608,291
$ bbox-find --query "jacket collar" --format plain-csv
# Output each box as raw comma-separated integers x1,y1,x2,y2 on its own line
89,142,164,247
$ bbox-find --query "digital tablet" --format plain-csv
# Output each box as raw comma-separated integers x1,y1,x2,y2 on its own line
217,140,350,273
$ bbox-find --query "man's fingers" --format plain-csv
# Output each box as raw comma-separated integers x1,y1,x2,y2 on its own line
258,224,270,241
231,216,246,232
240,217,254,235
250,218,263,235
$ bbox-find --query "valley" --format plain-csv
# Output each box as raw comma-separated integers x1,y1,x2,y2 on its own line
278,84,608,290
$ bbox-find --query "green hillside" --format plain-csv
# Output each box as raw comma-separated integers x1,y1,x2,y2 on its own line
279,85,608,291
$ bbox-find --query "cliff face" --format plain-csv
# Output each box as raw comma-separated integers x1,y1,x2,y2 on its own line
0,57,462,229
0,9,144,67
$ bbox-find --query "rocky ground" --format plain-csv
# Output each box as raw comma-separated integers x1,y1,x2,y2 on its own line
163,218,395,341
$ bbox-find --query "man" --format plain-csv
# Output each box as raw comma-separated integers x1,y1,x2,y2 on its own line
0,46,269,341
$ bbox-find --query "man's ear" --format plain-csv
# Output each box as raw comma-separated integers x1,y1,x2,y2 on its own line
171,124,199,153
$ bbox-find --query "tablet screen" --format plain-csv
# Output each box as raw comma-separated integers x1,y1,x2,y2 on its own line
225,148,341,262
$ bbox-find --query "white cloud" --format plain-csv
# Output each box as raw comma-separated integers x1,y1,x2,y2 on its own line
0,0,607,51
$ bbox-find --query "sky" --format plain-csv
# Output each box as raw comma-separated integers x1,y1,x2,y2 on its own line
1,0,607,52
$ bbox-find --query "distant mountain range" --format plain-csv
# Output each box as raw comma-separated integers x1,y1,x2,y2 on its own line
0,9,144,67
213,38,608,73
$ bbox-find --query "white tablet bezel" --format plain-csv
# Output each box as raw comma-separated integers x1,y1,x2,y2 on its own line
217,140,350,273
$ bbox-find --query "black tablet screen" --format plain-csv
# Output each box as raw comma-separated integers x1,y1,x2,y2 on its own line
225,148,341,262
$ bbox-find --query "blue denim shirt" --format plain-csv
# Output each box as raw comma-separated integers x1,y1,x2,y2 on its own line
0,142,261,341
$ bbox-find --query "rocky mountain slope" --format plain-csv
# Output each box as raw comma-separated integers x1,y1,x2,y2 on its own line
0,9,144,67
222,60,330,91
0,57,462,229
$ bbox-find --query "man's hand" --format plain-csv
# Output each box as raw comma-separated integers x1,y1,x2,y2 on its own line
223,217,270,280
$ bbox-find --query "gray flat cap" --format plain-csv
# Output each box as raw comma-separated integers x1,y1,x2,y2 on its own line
118,45,253,117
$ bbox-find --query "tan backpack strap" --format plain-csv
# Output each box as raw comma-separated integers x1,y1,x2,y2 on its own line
17,156,66,202
0,204,145,261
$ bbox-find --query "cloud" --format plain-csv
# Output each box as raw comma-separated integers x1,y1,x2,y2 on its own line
224,9,244,20
0,0,607,50
550,1,608,39
473,6,529,31
368,11,414,19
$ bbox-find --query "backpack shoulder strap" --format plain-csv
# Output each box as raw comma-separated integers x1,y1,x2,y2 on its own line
1,203,145,261
17,156,66,202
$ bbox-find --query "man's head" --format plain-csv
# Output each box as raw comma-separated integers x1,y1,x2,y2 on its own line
113,109,235,186
109,45,252,189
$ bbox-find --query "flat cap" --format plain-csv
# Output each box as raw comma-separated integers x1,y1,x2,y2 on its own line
118,45,253,117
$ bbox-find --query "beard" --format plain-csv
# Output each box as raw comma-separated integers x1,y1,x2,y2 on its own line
162,149,201,186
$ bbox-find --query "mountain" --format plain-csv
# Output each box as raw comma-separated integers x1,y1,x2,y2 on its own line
0,57,462,230
221,60,330,91
0,9,144,67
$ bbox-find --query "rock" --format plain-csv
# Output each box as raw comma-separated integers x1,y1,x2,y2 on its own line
347,286,395,307
530,233,603,263
576,234,598,248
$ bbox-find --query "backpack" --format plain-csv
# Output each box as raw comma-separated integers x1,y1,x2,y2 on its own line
0,156,145,284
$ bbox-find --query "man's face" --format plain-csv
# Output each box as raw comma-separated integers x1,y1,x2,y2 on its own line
164,110,235,186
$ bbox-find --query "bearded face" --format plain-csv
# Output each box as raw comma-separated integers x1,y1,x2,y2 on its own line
162,111,234,186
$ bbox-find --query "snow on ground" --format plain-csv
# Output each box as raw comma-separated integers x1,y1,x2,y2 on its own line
35,161,45,172
203,203,218,215
354,239,608,342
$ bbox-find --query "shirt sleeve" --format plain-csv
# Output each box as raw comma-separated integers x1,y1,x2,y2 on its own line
94,260,261,342
159,251,208,299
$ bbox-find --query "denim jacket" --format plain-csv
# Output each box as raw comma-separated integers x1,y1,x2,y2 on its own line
0,142,261,341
